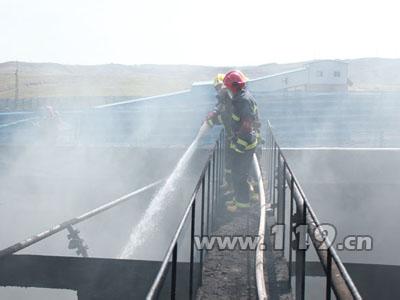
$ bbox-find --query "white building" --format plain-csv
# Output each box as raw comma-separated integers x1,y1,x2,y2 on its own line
247,60,349,93
306,60,348,92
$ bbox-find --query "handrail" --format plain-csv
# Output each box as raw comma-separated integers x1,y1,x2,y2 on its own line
281,145,361,299
146,128,224,299
146,170,204,299
0,180,163,257
96,90,191,109
253,154,268,300
0,117,40,129
285,163,361,298
266,121,362,299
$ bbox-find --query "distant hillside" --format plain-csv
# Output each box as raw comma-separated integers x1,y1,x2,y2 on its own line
0,62,228,99
0,58,399,99
348,58,400,91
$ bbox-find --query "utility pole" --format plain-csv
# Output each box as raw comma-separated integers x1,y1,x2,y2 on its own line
14,61,19,109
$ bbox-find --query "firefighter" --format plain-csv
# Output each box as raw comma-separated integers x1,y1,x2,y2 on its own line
206,74,231,130
223,70,260,211
206,74,234,192
36,105,62,144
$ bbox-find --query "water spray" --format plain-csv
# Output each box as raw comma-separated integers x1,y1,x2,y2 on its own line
120,122,210,259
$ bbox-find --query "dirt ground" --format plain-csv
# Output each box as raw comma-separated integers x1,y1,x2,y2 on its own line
196,195,293,300
196,201,259,300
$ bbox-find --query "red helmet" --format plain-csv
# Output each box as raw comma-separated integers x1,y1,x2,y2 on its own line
223,70,247,93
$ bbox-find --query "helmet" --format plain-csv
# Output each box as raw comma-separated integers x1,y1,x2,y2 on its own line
213,74,225,88
223,70,248,93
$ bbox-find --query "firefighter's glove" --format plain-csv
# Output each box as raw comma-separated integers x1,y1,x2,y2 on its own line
205,111,217,127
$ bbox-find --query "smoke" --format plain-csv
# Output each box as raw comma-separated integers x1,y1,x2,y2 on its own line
0,82,214,299
245,85,400,298
120,123,210,259
261,91,400,298
0,96,210,254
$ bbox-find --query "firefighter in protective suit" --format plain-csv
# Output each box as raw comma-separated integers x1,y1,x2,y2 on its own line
223,70,260,211
206,74,233,192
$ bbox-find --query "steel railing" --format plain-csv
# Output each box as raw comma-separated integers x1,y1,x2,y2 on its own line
265,121,362,300
146,128,224,299
0,180,163,258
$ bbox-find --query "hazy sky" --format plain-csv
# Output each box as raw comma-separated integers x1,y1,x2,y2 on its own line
1,0,399,66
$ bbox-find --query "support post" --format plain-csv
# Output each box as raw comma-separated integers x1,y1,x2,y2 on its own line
171,244,178,300
189,199,196,299
207,160,211,236
288,176,294,286
277,154,286,225
199,176,205,285
295,202,307,300
326,250,332,299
